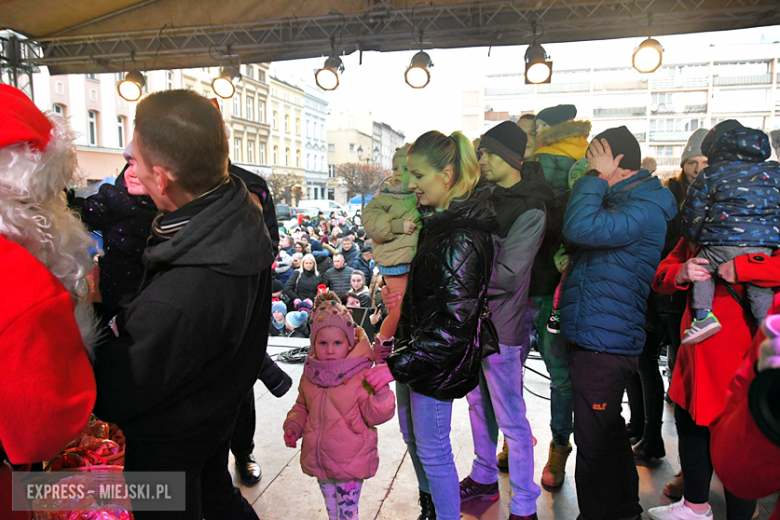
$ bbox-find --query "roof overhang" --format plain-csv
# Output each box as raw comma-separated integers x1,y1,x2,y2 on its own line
2,1,779,75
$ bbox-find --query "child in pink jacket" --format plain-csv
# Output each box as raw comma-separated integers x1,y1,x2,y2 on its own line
284,291,396,520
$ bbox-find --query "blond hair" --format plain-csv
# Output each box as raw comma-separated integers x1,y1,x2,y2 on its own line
408,131,480,209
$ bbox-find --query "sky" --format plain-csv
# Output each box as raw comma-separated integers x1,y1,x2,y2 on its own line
274,25,780,142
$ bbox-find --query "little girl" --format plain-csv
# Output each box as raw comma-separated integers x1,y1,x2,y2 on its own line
362,144,420,362
284,291,395,520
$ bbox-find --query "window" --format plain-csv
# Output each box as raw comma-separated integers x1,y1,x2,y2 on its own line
273,145,278,164
273,111,278,130
234,138,242,162
307,121,311,137
307,154,311,170
247,139,255,163
117,116,125,148
245,65,254,79
86,73,97,80
246,97,254,121
55,81,65,95
217,97,224,117
259,70,265,82
296,150,301,167
260,143,266,164
233,95,241,118
328,164,336,178
258,101,265,123
349,143,355,151
87,110,98,146
328,144,335,152
285,148,290,166
52,104,64,117
296,118,300,135
284,115,290,133
165,71,173,90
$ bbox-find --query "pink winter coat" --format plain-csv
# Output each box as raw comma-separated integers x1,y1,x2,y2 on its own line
284,328,395,481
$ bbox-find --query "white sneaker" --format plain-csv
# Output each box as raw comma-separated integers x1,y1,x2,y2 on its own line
648,500,713,520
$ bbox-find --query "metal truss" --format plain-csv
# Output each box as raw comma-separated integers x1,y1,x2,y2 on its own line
15,0,780,75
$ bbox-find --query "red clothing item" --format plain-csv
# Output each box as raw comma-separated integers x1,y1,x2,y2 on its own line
710,322,780,520
0,236,96,463
652,238,780,426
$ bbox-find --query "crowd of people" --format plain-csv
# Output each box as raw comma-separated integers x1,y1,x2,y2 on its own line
2,82,780,520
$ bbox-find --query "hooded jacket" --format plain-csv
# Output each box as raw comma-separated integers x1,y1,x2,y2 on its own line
284,328,395,481
681,127,780,247
560,170,677,355
488,163,553,345
67,169,158,319
93,177,275,440
533,120,592,196
388,185,499,399
362,189,420,268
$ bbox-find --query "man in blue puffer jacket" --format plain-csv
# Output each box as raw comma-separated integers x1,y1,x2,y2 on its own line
560,126,677,520
680,119,780,345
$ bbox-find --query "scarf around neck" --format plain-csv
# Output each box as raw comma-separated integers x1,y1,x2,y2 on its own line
151,176,231,242
304,355,372,388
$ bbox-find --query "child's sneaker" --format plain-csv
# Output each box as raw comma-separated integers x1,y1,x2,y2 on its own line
648,500,712,520
372,335,394,364
546,309,562,334
682,312,721,345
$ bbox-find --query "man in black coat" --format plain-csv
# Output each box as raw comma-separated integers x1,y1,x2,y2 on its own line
322,253,354,297
93,90,274,520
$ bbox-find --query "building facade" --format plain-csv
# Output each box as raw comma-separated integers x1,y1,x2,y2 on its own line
327,111,405,204
268,68,306,205
463,42,780,176
303,84,329,200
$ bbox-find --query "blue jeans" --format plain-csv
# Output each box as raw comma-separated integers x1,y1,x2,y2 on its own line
466,343,541,516
395,382,429,493
530,295,574,447
396,384,459,520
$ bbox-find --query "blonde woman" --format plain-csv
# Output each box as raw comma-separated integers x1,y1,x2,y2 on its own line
366,130,499,520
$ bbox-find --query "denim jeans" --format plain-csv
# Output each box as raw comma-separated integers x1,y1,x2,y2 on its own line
466,343,541,516
530,295,574,447
395,382,430,493
397,385,459,520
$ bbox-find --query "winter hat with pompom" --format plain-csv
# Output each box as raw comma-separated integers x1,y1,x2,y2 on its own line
310,290,356,347
286,309,309,329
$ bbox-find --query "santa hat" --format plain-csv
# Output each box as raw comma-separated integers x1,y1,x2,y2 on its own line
0,85,54,152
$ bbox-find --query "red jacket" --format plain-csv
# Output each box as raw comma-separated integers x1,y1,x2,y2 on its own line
0,237,97,520
652,238,780,426
710,320,780,520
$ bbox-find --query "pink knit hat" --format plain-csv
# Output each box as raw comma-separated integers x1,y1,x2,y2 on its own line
310,291,356,348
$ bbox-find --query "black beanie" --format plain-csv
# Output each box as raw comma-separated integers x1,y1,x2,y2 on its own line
701,119,744,158
535,104,577,127
479,121,527,170
272,279,283,293
593,126,642,171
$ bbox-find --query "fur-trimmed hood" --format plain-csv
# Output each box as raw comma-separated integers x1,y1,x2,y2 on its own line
538,120,592,148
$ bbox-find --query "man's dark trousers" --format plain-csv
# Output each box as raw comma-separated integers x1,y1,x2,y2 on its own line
231,388,256,460
569,344,642,520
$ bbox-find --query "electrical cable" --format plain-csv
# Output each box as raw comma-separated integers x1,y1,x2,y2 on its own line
272,346,310,364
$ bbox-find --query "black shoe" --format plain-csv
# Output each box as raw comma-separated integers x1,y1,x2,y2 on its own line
417,490,436,520
509,514,538,520
632,435,666,460
459,476,499,502
235,454,262,485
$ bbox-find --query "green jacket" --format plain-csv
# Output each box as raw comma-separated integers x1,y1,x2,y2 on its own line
532,120,592,196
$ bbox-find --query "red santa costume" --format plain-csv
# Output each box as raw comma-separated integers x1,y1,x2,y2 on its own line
0,85,98,519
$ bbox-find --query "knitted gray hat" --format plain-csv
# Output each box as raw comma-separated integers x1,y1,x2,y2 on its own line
680,128,709,167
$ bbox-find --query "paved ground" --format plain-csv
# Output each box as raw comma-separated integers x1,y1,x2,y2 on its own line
229,337,776,520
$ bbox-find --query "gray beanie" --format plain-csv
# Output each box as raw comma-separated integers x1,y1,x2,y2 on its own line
680,128,709,167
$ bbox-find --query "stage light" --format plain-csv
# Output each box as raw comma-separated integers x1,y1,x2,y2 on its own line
315,56,344,91
212,65,241,98
524,44,552,84
633,38,664,73
405,51,433,89
117,70,146,102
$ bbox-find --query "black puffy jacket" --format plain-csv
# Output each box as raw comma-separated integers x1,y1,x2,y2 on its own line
284,267,323,302
388,186,499,400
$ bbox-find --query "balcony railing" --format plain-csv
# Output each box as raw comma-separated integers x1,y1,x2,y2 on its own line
649,130,695,142
651,104,708,114
537,82,590,93
713,74,772,86
594,80,647,91
657,156,683,167
485,84,535,96
633,132,647,142
594,106,646,117
650,77,709,89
